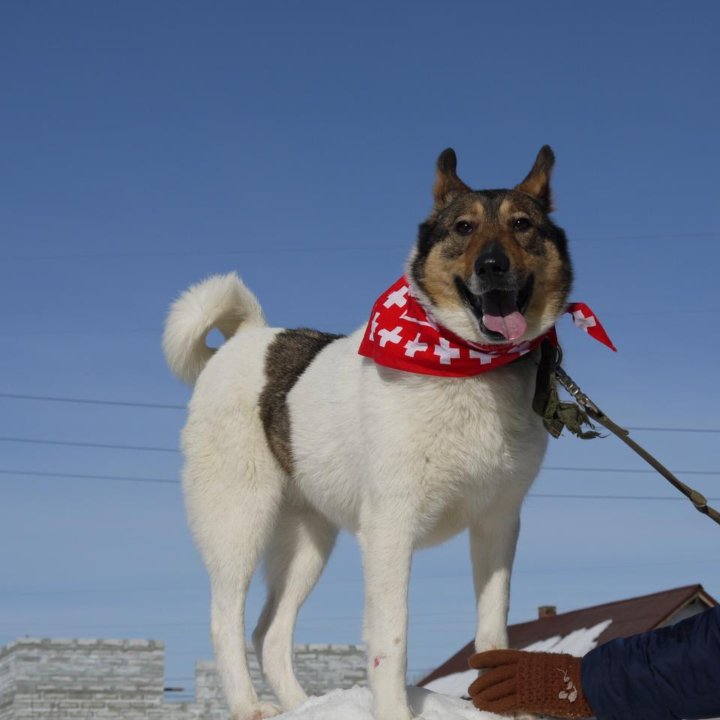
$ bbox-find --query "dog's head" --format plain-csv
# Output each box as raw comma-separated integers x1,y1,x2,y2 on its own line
408,146,573,345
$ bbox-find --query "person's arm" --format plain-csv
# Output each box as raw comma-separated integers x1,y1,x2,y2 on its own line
468,606,720,720
581,605,720,720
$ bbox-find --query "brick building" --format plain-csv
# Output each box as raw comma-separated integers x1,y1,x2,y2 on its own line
0,638,366,719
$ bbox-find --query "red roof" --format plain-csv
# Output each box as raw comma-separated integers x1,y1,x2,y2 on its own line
418,584,717,687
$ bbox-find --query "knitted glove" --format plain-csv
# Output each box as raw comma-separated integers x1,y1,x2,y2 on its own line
467,649,594,718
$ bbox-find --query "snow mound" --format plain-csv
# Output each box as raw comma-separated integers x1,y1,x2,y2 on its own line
277,685,503,719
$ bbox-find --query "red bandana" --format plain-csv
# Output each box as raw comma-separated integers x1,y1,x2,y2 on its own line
358,277,616,378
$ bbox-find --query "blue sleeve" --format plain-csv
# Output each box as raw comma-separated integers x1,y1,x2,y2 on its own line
581,606,720,720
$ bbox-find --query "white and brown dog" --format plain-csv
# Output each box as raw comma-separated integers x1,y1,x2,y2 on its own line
163,147,573,720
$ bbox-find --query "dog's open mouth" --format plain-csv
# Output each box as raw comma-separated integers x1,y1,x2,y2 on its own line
455,275,534,343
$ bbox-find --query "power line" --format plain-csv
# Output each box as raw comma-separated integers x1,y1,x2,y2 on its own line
0,469,178,484
2,244,398,262
0,392,185,410
2,313,716,339
1,467,718,503
2,232,717,262
20,433,720,460
542,466,720,476
528,493,720,501
625,426,720,434
573,231,717,242
0,436,179,453
0,328,158,337
2,555,716,601
2,393,720,436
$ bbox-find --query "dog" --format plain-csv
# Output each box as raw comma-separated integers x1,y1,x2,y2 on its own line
163,146,573,720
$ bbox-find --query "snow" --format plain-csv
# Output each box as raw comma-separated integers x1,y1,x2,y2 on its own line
522,619,613,655
423,619,613,698
248,619,616,717
276,685,503,720
423,669,479,699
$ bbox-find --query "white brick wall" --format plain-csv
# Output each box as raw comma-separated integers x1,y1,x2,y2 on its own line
0,638,367,719
0,639,165,720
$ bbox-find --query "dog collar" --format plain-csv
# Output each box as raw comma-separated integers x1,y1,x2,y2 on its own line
357,277,615,378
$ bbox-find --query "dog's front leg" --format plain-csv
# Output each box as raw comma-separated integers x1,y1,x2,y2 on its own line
469,504,522,653
359,517,414,720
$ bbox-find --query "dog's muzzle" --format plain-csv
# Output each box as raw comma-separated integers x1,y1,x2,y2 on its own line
456,273,534,343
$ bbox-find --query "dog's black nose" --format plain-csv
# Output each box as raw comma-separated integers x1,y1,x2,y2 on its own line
475,242,510,277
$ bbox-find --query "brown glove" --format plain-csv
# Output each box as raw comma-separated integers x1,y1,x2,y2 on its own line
467,649,594,718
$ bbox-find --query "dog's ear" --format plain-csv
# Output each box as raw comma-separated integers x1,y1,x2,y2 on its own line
433,148,471,208
516,145,555,211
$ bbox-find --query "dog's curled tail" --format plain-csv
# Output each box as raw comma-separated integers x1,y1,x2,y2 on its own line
163,272,265,385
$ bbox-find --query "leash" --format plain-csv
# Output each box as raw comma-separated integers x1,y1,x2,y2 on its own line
533,341,720,527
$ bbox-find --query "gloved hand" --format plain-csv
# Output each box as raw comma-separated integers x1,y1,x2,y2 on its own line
467,649,594,718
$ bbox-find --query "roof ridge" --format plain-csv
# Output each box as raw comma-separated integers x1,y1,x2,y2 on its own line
417,584,713,689
511,584,703,626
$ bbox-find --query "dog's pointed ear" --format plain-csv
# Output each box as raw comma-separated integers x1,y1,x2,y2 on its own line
433,148,470,208
516,145,555,211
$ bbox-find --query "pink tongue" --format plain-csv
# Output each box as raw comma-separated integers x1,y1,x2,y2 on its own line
483,311,527,342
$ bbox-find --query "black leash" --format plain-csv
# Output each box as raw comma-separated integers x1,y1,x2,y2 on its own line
533,341,720,527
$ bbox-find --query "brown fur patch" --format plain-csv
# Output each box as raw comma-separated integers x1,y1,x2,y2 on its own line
497,195,571,326
521,238,570,329
420,199,489,310
260,329,344,475
422,244,467,311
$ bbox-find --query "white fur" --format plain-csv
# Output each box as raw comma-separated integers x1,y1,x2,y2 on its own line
163,272,265,384
164,273,548,720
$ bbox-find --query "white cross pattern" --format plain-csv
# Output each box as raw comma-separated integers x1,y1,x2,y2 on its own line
469,349,493,365
404,332,429,358
378,325,404,347
572,309,597,332
383,286,409,309
369,311,381,341
434,338,461,365
400,310,438,330
510,342,531,355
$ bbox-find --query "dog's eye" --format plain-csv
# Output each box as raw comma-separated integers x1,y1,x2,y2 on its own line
512,217,532,232
454,221,474,236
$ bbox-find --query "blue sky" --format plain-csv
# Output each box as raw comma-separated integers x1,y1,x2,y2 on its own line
1,0,719,694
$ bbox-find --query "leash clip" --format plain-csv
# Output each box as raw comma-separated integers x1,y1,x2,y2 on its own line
554,364,603,419
551,347,604,419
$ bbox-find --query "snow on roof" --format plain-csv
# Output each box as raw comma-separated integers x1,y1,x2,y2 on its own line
424,619,612,698
276,685,503,719
522,619,613,655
